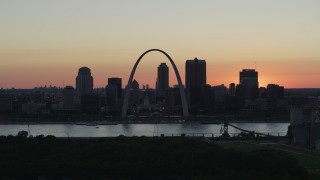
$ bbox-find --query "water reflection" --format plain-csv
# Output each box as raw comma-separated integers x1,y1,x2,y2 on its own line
0,123,289,137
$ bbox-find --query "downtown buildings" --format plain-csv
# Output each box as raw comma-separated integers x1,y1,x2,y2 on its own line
0,58,289,117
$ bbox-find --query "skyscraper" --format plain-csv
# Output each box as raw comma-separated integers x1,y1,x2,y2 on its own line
266,84,284,99
266,84,284,109
76,67,93,102
240,69,258,84
157,63,169,90
185,58,206,89
108,77,122,98
239,69,259,100
106,84,118,107
185,58,206,107
63,86,75,110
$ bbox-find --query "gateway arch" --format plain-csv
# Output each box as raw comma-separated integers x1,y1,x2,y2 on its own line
121,49,189,117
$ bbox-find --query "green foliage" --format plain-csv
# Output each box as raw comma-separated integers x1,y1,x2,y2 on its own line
0,136,312,179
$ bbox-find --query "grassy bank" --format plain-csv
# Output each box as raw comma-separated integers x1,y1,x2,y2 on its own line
220,142,320,178
0,135,318,179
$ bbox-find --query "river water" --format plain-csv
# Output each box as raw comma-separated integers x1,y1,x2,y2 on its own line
0,123,289,137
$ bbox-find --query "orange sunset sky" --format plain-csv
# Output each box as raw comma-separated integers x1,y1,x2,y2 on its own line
0,0,320,89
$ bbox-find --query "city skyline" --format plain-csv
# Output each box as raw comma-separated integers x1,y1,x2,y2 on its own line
0,60,319,89
1,1,320,88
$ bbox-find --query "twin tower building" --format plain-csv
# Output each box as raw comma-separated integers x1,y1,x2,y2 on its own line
157,58,206,90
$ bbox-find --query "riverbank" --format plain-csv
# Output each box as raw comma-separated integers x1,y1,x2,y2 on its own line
0,119,290,125
0,135,316,179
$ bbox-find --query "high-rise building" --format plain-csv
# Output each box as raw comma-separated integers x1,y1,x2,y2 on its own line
63,86,75,110
240,69,258,85
239,69,259,100
266,84,284,109
185,58,206,107
157,63,169,90
266,84,284,99
81,93,100,113
106,84,118,107
185,58,206,89
76,67,93,102
212,84,227,105
108,77,122,98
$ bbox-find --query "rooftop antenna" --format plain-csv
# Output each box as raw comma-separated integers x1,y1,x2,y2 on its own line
254,61,257,70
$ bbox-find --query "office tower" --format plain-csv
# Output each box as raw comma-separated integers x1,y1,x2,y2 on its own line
266,84,284,109
157,63,169,90
128,79,141,108
212,84,227,105
81,93,100,113
229,83,236,96
266,84,284,99
76,67,93,102
106,84,118,107
63,86,75,110
108,77,122,98
185,58,206,89
240,69,258,84
185,58,206,107
239,69,259,100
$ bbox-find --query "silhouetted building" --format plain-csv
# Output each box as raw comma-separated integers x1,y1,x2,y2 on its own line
266,84,284,99
81,93,100,113
128,79,141,110
212,84,227,106
202,85,215,112
226,95,238,110
259,87,267,99
106,84,118,107
63,86,75,110
229,83,236,96
108,77,122,98
266,84,285,109
185,58,206,107
165,87,182,113
185,58,206,89
132,79,140,90
76,67,93,102
0,94,13,112
239,69,259,100
289,100,320,149
235,84,245,107
157,63,169,90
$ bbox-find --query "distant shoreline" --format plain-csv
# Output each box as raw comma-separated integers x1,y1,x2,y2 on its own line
0,119,290,125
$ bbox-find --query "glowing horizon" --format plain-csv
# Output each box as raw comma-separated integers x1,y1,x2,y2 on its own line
1,0,320,89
